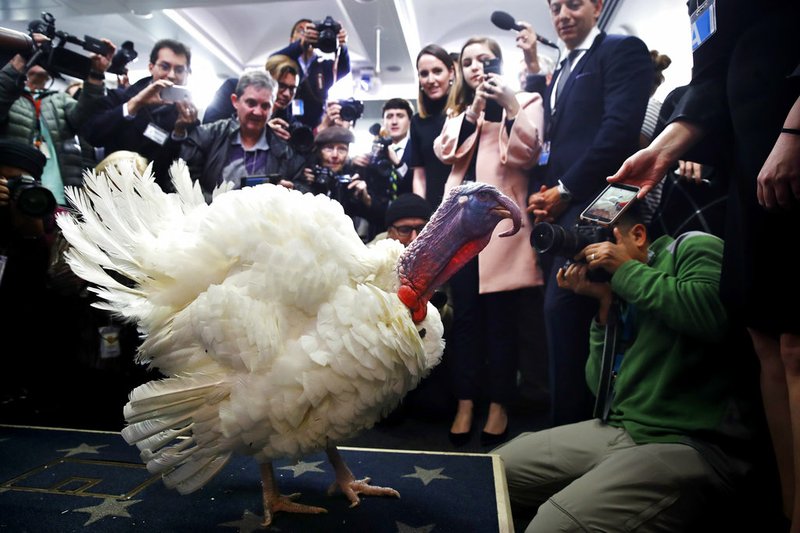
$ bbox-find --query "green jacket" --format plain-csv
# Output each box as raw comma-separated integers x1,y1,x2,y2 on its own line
586,232,761,456
0,62,103,188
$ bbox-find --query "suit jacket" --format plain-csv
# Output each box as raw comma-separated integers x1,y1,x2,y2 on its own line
538,32,652,216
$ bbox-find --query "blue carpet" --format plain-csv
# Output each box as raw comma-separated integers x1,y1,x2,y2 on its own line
0,425,512,532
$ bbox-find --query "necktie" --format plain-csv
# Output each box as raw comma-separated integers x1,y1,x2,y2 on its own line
555,49,580,105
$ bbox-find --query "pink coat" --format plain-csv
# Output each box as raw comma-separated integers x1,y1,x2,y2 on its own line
434,92,544,294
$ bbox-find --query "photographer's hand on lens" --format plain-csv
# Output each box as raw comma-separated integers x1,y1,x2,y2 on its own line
0,177,10,207
337,28,348,47
579,227,634,275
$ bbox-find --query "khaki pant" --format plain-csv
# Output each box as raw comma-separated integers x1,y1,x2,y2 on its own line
494,420,734,532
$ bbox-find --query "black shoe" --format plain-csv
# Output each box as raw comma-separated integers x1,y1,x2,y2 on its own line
449,430,472,447
480,428,509,448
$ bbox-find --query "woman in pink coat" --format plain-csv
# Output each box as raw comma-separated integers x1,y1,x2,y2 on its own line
434,36,544,446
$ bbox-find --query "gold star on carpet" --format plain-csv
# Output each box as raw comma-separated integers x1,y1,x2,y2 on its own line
57,442,108,457
277,460,325,478
72,497,141,526
402,466,451,486
220,509,269,532
396,522,436,533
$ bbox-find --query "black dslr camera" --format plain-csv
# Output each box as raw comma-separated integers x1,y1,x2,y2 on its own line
313,16,342,54
531,183,641,282
6,175,56,217
338,97,364,122
287,121,315,153
24,12,130,80
312,165,353,203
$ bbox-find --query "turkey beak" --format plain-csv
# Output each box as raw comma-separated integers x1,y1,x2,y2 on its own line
493,193,522,238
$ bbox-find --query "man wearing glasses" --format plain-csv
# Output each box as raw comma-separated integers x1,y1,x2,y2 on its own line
82,39,195,190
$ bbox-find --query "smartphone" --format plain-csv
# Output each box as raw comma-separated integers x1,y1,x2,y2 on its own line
160,85,191,103
580,183,641,227
482,58,503,123
240,175,283,188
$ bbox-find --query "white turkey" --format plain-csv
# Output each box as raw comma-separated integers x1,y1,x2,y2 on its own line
56,161,521,526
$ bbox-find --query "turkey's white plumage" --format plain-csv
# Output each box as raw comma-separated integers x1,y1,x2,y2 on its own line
58,161,444,495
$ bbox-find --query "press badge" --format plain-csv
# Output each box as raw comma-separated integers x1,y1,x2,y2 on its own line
538,141,551,166
99,325,121,359
691,0,717,52
143,122,169,145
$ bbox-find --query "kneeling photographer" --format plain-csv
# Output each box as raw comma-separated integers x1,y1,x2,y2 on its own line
497,199,765,531
0,15,115,205
297,126,372,238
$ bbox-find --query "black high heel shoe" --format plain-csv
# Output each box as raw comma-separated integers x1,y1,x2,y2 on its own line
448,428,472,447
480,427,509,447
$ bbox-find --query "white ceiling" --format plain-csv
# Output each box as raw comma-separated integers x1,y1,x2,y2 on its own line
0,0,693,113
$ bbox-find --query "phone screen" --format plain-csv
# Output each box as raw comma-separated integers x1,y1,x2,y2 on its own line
240,175,282,188
160,85,191,102
580,183,640,226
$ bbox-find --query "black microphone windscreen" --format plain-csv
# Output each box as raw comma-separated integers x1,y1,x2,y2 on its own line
490,11,521,32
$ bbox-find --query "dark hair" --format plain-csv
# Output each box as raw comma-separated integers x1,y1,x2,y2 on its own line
235,70,277,98
149,39,192,69
291,18,312,40
416,44,455,118
382,98,413,119
447,36,502,116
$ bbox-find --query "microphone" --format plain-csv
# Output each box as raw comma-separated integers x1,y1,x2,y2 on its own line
490,10,559,48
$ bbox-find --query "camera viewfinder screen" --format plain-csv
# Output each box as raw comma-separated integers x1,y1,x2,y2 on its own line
581,185,639,225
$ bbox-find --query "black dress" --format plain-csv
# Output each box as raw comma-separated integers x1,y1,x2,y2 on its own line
408,96,451,210
672,0,800,333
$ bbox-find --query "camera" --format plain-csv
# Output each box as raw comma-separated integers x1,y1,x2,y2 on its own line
313,16,342,54
108,40,138,76
338,97,364,122
5,175,57,217
287,121,315,153
532,222,613,282
366,123,394,178
24,12,125,81
311,165,354,203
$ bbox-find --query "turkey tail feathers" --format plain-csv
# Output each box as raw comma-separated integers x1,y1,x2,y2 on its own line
122,375,232,493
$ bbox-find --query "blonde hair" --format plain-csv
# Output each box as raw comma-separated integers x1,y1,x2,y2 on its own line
95,150,150,176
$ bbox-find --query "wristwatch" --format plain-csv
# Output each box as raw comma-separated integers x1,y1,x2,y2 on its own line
557,180,572,202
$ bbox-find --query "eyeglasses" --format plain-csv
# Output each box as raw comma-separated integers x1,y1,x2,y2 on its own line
321,145,348,155
278,82,297,94
390,224,426,236
155,61,189,76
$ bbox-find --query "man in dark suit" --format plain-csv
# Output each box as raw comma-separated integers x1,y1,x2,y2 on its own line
525,0,652,427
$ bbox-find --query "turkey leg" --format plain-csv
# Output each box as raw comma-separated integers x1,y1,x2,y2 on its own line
325,446,401,507
259,461,327,527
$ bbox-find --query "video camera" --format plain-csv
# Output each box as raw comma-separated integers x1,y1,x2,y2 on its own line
365,122,394,178
23,12,136,80
531,183,641,282
313,16,342,54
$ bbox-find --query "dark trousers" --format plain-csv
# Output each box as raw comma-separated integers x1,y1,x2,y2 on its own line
542,259,598,427
448,257,522,405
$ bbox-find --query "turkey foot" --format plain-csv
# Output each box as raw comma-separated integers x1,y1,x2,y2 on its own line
325,446,401,507
260,462,327,527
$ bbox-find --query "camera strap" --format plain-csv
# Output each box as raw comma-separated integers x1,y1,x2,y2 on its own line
593,297,635,422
